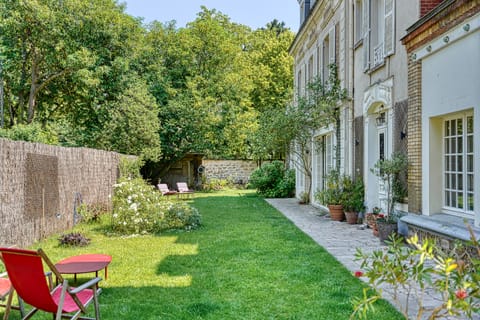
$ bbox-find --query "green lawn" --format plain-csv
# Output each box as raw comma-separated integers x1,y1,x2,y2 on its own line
5,190,402,319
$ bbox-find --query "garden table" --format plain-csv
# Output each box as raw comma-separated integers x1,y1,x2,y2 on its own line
55,253,112,283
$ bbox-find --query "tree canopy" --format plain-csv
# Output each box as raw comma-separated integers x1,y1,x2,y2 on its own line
0,1,294,169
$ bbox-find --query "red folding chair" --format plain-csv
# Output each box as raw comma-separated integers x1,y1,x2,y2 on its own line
1,252,24,320
0,247,101,320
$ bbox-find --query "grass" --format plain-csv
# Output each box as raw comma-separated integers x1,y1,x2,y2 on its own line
3,190,403,319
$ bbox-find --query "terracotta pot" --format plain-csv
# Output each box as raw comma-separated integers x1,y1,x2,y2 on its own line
345,211,358,224
365,213,379,237
377,221,398,243
328,204,345,221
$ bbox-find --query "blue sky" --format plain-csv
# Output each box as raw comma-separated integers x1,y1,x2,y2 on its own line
121,0,300,31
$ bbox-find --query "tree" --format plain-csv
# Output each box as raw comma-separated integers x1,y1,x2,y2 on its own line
263,64,348,197
246,22,294,160
96,77,161,161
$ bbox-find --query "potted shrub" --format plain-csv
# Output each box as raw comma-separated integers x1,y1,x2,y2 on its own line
298,191,309,204
342,177,364,224
370,152,408,241
314,170,345,221
365,206,381,236
375,212,399,243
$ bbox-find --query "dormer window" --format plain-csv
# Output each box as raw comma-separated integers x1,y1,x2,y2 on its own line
299,0,311,26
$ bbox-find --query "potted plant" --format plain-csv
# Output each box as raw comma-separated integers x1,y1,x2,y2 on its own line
375,212,400,243
298,191,309,205
342,177,364,224
365,206,381,236
370,152,408,241
314,170,345,221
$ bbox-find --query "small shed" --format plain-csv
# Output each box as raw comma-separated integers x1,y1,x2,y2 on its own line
161,153,204,190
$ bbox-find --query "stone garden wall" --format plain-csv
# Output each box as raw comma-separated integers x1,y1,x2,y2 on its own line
0,138,121,247
202,160,259,185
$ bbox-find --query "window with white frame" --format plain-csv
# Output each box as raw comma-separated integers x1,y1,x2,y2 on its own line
322,34,330,82
355,0,363,44
315,133,334,191
362,0,395,71
296,144,306,191
308,55,314,82
297,70,302,98
443,114,474,214
322,26,336,82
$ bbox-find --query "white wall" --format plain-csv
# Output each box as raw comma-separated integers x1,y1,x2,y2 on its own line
421,28,480,226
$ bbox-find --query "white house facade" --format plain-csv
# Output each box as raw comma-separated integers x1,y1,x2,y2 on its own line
291,0,480,236
290,0,354,206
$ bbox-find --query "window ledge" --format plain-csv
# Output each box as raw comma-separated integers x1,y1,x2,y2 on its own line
401,213,480,242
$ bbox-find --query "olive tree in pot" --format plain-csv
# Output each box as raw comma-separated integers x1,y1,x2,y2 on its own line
370,152,408,242
342,177,365,224
315,170,345,221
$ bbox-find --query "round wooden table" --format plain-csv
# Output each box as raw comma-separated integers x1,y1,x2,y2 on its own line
55,254,112,282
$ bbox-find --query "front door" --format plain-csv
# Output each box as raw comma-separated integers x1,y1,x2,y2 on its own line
377,114,388,211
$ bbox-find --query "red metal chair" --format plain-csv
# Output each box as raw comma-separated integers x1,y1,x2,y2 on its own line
0,247,101,320
0,273,14,320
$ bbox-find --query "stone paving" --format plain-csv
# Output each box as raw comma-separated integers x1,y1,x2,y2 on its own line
265,198,478,320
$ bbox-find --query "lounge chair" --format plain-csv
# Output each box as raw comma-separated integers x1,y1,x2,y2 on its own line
176,182,194,199
0,247,101,320
157,184,177,196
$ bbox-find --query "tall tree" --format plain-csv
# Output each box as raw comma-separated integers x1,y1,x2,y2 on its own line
247,23,294,160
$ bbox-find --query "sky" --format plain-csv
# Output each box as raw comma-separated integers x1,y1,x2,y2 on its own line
121,0,300,32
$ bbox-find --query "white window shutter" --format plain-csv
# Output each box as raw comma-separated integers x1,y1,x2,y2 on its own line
384,0,395,56
362,0,370,71
329,26,336,64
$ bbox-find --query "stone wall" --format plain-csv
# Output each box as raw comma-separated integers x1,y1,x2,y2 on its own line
202,160,259,185
0,138,121,247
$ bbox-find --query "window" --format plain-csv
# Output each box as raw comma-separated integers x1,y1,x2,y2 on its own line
362,0,395,71
355,0,363,44
308,55,314,82
322,35,330,82
315,134,334,191
371,0,385,67
443,115,474,214
322,26,336,82
297,70,302,98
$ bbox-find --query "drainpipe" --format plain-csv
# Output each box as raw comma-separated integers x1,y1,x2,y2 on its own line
346,0,355,177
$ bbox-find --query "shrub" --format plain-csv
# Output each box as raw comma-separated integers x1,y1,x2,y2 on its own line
58,232,90,247
119,156,144,179
160,202,202,231
112,178,201,234
77,203,107,223
248,161,295,198
201,178,233,191
351,232,480,319
0,123,58,145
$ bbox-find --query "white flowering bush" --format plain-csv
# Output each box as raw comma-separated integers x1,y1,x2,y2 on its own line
112,178,201,234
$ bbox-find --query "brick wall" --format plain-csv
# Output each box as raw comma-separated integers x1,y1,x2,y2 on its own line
404,0,480,52
0,138,121,247
401,0,480,214
420,0,442,17
406,59,423,214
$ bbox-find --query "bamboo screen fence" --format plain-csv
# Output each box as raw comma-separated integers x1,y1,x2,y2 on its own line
0,138,121,247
